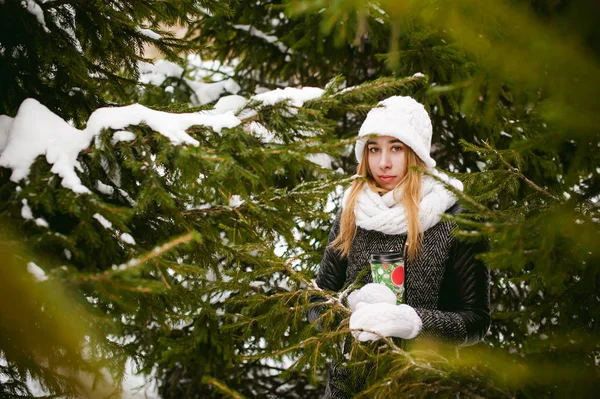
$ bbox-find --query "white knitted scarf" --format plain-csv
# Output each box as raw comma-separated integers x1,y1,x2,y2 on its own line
345,170,464,235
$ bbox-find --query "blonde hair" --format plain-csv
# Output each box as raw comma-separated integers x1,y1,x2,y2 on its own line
329,144,426,262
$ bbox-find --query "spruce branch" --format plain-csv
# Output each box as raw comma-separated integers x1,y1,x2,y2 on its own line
419,167,498,220
202,376,248,399
73,231,197,283
482,141,560,202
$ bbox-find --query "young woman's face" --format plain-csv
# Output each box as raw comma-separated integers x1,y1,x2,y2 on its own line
366,135,407,191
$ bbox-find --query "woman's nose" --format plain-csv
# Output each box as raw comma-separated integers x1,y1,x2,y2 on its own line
379,151,391,169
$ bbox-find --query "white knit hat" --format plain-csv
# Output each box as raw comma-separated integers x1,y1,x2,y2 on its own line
355,96,436,168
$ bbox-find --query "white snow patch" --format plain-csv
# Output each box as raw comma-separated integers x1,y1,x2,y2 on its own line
112,130,137,144
252,87,324,108
0,115,13,153
27,262,48,282
21,199,33,220
186,79,241,106
48,4,81,53
500,131,512,138
120,233,136,245
232,24,289,53
96,181,115,196
254,86,271,94
64,249,72,260
412,72,425,78
93,213,113,229
229,195,244,208
213,95,248,115
87,103,241,141
22,0,50,33
306,153,334,169
136,27,162,40
35,218,49,228
248,122,278,143
186,53,236,81
138,60,241,105
0,99,95,193
138,60,184,86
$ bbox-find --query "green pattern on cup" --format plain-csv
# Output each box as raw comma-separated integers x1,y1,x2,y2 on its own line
370,252,405,304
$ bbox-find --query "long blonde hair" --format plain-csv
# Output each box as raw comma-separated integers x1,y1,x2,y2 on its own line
329,144,426,262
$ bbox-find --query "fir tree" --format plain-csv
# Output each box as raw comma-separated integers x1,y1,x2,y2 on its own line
1,0,599,398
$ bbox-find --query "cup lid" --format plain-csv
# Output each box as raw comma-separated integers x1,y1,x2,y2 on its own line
369,251,403,263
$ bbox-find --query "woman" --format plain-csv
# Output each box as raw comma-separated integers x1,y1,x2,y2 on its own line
312,96,490,398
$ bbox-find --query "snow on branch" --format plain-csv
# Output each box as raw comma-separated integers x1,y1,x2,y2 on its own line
232,24,290,54
0,99,241,194
136,27,162,40
138,60,241,106
22,0,50,33
0,79,328,195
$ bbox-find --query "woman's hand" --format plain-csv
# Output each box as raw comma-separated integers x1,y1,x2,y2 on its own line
347,283,396,312
349,303,422,342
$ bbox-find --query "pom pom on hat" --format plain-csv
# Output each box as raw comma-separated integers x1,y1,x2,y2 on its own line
355,96,436,168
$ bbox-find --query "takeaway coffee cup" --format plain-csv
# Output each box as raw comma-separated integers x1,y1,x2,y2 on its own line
369,251,405,304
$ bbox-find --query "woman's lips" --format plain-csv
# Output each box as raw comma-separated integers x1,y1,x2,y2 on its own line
378,175,396,182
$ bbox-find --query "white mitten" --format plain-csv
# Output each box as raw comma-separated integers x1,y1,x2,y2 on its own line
349,303,422,342
347,283,396,312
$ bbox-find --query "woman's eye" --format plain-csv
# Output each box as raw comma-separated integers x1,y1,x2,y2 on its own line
368,147,379,153
392,146,403,152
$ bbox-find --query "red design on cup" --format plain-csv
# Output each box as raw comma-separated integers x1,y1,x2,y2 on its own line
391,266,404,286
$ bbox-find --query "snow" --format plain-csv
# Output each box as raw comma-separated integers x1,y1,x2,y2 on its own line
186,79,241,106
0,115,13,152
64,249,72,260
1,83,322,195
138,60,241,105
233,24,290,54
228,195,244,208
0,99,94,194
138,60,184,86
48,4,81,53
412,72,425,78
187,54,236,81
93,213,113,229
35,217,49,228
22,0,50,33
27,261,48,282
136,27,162,40
96,181,115,195
112,130,137,144
213,95,248,115
254,86,271,94
306,153,334,169
88,103,238,145
20,198,49,227
120,233,136,245
21,199,33,220
248,121,277,143
252,87,324,108
500,131,512,138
